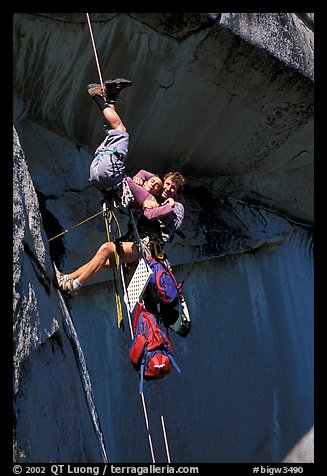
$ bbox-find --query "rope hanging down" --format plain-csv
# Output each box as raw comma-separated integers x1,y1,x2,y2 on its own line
86,13,106,95
85,13,173,463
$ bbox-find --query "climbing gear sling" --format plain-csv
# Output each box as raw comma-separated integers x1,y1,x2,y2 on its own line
102,200,124,328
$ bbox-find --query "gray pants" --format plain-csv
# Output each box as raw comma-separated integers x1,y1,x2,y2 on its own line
89,129,129,191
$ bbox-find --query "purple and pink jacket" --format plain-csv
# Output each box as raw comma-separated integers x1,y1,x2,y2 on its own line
126,175,173,221
130,170,184,243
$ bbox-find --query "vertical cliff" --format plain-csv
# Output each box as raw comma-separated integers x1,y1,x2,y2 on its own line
13,13,314,463
13,127,107,462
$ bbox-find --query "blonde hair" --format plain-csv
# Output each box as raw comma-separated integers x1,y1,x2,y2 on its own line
163,172,186,194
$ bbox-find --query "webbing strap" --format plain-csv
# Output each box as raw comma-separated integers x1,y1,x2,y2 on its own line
168,354,181,374
103,202,124,328
139,363,145,394
48,210,102,242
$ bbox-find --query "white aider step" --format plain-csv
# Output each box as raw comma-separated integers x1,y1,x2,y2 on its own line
125,258,153,313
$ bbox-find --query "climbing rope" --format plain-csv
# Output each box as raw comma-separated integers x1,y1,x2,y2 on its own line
48,210,102,242
155,381,171,463
83,14,172,463
86,13,106,96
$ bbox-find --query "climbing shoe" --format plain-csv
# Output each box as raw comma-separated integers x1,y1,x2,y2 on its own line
87,83,107,98
105,78,132,103
53,263,76,297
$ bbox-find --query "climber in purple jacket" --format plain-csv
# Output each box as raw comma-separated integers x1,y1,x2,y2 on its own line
54,169,185,296
132,170,185,244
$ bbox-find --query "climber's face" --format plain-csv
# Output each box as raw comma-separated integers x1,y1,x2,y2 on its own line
144,176,163,196
161,177,179,199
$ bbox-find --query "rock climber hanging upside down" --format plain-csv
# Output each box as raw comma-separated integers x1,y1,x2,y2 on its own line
54,78,186,296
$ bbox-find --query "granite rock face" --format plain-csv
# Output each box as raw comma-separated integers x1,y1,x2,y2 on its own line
13,127,107,462
14,12,313,223
13,13,313,463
